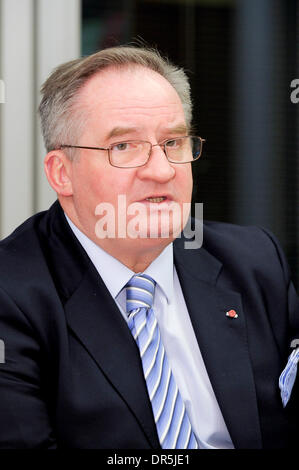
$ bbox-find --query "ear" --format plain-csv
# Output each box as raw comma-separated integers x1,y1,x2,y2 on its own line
44,150,73,196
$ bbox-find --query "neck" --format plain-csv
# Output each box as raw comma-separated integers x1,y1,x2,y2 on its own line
98,241,168,273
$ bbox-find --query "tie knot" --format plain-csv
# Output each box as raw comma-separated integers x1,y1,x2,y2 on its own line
126,274,156,314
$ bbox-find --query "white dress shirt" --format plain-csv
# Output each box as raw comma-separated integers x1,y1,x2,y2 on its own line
65,214,234,449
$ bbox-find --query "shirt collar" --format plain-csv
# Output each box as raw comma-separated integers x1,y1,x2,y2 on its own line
143,243,173,304
65,213,174,303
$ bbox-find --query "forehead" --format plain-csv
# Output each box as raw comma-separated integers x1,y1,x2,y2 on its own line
76,66,186,137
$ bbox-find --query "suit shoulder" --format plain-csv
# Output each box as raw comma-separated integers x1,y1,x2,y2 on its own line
203,219,278,248
0,209,51,292
201,220,289,280
0,209,46,258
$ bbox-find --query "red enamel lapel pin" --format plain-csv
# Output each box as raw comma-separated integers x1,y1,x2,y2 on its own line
226,309,238,319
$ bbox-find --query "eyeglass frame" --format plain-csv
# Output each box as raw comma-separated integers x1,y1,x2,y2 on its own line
57,135,206,169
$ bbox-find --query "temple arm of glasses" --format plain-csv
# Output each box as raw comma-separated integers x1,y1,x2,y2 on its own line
59,144,108,151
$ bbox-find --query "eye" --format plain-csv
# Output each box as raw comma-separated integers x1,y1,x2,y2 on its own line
165,138,183,148
111,142,130,152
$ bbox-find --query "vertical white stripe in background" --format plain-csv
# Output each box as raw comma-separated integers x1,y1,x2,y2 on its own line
0,0,81,238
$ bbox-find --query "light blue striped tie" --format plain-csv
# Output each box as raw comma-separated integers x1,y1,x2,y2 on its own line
126,273,198,449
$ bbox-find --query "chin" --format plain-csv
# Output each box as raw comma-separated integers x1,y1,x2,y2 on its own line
125,235,175,254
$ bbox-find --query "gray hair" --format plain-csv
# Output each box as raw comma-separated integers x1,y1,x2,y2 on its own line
38,45,193,157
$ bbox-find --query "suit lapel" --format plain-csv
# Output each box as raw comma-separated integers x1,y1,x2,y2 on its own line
174,238,263,449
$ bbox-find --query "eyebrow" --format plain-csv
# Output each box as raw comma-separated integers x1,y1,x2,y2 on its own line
107,127,140,140
106,123,189,140
167,124,189,135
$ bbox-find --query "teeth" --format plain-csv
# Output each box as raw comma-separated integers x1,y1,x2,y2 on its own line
146,197,166,203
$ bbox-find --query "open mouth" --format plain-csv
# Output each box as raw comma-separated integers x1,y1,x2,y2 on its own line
145,197,167,203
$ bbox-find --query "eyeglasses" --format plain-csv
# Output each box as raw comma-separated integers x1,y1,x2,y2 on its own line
58,135,205,168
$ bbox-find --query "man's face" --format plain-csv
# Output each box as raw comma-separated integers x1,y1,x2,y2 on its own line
66,66,193,255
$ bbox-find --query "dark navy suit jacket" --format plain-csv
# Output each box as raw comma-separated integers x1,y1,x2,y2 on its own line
0,200,298,448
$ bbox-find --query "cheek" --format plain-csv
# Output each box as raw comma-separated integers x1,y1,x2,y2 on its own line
88,167,137,205
71,162,105,208
176,166,193,197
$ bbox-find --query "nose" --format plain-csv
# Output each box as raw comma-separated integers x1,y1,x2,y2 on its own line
137,143,175,183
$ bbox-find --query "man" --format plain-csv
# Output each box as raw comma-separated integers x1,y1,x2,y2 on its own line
0,45,298,449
